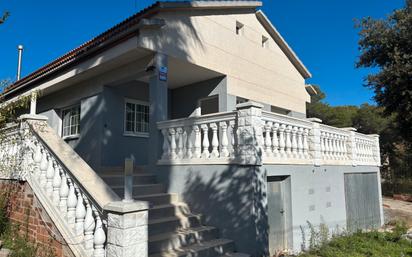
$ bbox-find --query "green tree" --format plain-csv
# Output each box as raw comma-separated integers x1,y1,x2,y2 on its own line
0,11,9,24
356,0,412,144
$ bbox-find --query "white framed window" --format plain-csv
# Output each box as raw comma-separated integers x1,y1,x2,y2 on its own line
62,105,80,139
236,97,249,105
236,21,244,35
124,99,149,137
262,36,269,48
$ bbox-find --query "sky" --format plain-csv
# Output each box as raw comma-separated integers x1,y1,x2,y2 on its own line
0,0,405,106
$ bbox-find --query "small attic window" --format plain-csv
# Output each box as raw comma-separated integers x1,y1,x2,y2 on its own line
262,36,269,48
236,21,244,35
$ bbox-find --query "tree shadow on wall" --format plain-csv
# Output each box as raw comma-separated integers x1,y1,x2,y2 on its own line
179,163,268,257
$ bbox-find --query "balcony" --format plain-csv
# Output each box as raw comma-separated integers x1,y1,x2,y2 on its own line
157,102,380,167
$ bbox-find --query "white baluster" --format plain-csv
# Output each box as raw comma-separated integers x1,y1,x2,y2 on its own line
264,122,273,157
201,124,210,159
182,130,188,158
75,187,86,237
285,125,292,157
343,136,348,159
328,133,333,159
161,129,170,160
46,156,55,194
272,123,279,158
33,140,42,176
303,128,309,158
333,134,339,159
220,122,229,158
291,126,298,158
323,133,329,159
93,211,106,257
59,172,69,214
210,123,219,158
297,127,304,158
186,127,193,159
229,121,236,156
169,128,177,160
279,124,286,157
83,199,95,254
39,149,48,186
338,135,344,159
176,127,184,159
67,178,77,225
52,165,62,206
193,125,201,158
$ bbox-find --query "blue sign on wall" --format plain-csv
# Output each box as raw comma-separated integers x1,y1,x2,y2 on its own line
159,66,168,81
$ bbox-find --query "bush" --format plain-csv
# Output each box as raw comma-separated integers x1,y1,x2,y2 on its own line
382,178,412,196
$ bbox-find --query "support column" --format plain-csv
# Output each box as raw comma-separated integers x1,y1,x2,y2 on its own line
105,201,149,257
30,91,37,115
148,53,168,167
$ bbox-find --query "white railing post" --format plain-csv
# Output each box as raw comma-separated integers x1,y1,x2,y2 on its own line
219,121,229,158
372,134,381,166
310,119,322,166
105,201,149,257
236,102,263,165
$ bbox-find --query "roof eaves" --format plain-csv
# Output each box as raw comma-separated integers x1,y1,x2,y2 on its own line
2,1,264,98
159,1,262,9
255,10,312,79
2,1,162,98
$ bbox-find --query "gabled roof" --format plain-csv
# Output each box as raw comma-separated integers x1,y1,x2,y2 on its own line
3,1,310,98
256,10,311,79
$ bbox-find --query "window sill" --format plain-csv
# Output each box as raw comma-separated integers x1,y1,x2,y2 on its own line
62,135,80,141
123,132,149,138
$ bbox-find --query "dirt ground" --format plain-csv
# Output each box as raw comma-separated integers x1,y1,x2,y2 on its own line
383,197,412,227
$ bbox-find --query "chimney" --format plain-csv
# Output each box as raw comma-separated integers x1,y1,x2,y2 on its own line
17,45,23,80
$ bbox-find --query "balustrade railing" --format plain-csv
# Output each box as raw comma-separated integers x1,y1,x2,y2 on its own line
0,118,122,257
261,111,312,164
354,132,380,166
157,103,381,167
319,124,351,164
0,123,23,177
157,112,237,164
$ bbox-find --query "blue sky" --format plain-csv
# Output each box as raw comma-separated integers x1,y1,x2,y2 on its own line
0,0,405,106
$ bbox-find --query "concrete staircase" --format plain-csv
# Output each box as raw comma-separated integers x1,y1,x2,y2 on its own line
100,167,250,257
0,241,11,257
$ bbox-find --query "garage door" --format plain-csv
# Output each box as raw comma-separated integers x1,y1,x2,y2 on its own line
344,173,381,232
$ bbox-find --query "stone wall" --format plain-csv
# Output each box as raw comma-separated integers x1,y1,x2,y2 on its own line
0,180,74,257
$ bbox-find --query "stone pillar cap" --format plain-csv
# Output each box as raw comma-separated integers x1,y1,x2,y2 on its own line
18,114,48,121
235,101,263,109
104,200,149,214
341,127,357,132
307,117,322,123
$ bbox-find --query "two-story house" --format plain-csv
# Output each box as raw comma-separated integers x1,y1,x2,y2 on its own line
0,1,383,257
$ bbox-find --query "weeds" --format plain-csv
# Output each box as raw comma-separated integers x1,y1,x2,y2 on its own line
298,221,412,257
0,184,56,257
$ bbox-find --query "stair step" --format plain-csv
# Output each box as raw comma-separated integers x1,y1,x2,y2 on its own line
101,173,157,186
135,193,179,206
149,239,235,257
149,214,202,236
218,253,251,257
112,184,164,197
149,203,191,220
0,248,11,257
99,166,149,175
149,226,218,254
